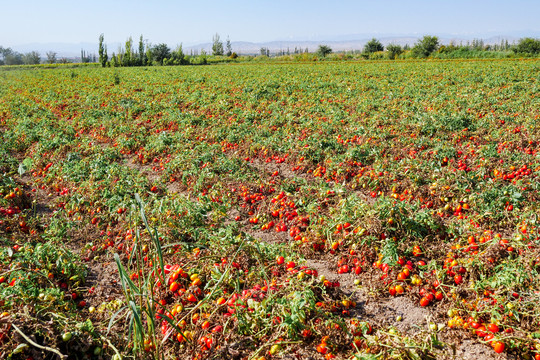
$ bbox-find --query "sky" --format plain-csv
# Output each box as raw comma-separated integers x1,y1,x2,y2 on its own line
1,0,539,48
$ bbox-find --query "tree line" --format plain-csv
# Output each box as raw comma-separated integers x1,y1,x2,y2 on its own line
314,36,540,60
0,47,63,65
1,34,539,66
97,33,237,67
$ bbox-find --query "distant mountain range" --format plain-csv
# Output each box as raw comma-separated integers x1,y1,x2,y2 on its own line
182,36,521,55
7,33,539,59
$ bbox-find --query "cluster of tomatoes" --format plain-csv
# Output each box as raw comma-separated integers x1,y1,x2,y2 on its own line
0,183,31,233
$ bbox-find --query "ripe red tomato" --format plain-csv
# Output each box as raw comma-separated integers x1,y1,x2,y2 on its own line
316,344,328,354
211,325,223,333
419,297,430,306
487,323,499,333
492,341,505,353
169,281,180,292
176,333,185,343
476,325,487,337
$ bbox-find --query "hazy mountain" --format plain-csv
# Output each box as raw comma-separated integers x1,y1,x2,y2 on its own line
183,36,525,55
6,31,540,59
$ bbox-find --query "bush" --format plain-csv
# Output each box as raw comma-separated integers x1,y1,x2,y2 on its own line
316,45,332,58
512,38,540,55
364,38,384,54
411,35,439,58
386,44,403,60
369,51,386,60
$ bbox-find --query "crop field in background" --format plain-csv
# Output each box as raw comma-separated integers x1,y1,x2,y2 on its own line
0,59,539,360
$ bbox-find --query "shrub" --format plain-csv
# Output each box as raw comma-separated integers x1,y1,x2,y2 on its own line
512,37,540,55
411,35,439,58
316,45,332,58
386,44,403,60
364,38,384,54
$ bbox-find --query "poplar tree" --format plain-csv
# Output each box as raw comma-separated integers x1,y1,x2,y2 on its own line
98,34,108,67
212,33,224,56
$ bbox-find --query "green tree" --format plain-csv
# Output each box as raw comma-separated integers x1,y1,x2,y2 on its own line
316,45,332,57
150,43,171,65
123,37,133,66
98,34,108,67
138,35,146,65
364,38,384,54
23,51,41,65
110,52,118,67
411,35,439,58
386,43,403,60
170,44,186,65
212,33,224,56
0,46,9,65
4,50,23,65
46,51,57,64
512,37,540,55
81,49,91,63
145,46,154,65
226,36,232,57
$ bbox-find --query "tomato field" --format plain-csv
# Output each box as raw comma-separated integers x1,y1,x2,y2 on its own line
0,59,539,359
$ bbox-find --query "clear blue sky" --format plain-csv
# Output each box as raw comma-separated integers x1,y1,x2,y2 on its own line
2,0,539,46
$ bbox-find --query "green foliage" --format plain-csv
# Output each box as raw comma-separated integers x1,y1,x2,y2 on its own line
110,52,119,67
167,44,187,65
212,33,224,56
316,45,332,58
46,51,57,64
2,47,23,65
0,240,87,309
123,36,134,66
99,34,108,67
364,38,384,54
368,51,386,60
138,35,146,65
22,51,40,65
513,37,540,55
411,35,439,58
386,43,403,60
150,43,171,65
226,36,233,57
